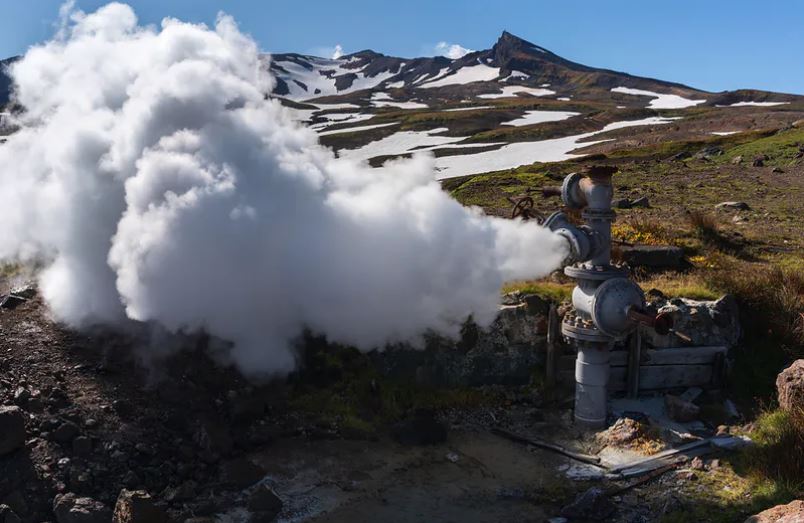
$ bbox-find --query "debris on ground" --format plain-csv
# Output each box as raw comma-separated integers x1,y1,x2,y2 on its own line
560,487,616,521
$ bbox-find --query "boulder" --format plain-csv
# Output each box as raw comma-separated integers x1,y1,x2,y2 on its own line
776,360,804,413
0,406,26,456
53,493,112,523
219,458,266,489
619,245,686,270
613,198,632,209
731,155,744,165
752,156,767,167
52,421,80,443
560,487,615,520
642,294,740,348
745,499,804,522
630,196,650,208
373,293,550,387
248,484,283,516
112,490,167,523
694,146,723,160
0,505,22,523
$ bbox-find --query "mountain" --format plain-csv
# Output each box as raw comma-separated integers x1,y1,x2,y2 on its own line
0,56,17,107
3,32,803,179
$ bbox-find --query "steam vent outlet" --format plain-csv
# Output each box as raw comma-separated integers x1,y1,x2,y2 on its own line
543,166,670,428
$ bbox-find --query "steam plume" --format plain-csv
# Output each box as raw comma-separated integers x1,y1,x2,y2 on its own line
0,3,568,377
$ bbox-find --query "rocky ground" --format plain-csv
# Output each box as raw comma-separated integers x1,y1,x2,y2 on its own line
1,282,801,523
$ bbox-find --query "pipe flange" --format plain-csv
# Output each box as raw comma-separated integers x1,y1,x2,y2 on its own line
564,264,628,280
590,277,645,338
562,320,612,342
561,172,584,209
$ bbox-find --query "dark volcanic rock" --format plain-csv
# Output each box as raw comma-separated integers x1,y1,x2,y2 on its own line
0,504,22,523
219,458,266,489
0,406,26,456
560,487,615,520
112,490,167,523
52,421,81,443
53,493,112,523
248,484,283,516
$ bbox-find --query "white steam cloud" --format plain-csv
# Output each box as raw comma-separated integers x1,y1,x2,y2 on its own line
331,44,344,59
0,3,568,377
435,41,474,59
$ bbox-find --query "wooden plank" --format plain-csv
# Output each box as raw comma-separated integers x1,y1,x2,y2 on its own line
610,364,713,391
545,305,559,388
626,331,641,398
610,346,727,367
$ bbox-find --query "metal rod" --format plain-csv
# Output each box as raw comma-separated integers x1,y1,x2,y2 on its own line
491,428,603,466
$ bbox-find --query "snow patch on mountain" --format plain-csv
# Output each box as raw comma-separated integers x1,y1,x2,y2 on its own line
318,121,399,136
501,110,580,127
716,101,790,107
339,128,466,162
273,57,396,100
419,64,500,88
431,116,679,179
478,85,555,99
611,87,706,109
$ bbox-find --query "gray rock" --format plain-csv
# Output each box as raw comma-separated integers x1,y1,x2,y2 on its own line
664,394,700,422
0,504,22,523
630,196,650,208
112,490,167,523
53,493,112,523
248,484,283,516
715,201,751,211
642,294,740,348
73,436,92,456
776,360,804,413
613,198,632,209
560,487,615,520
694,146,724,160
0,406,26,456
731,155,743,165
219,458,266,489
52,421,80,444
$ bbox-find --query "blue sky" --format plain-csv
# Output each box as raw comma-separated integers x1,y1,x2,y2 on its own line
1,0,802,94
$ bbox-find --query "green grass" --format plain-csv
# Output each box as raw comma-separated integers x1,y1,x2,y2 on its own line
501,280,573,302
719,128,804,167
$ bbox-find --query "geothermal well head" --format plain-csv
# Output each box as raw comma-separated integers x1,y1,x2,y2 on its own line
541,166,673,428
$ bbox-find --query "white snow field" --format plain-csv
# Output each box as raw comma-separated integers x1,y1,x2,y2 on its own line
370,93,428,109
611,87,706,109
478,85,556,99
419,64,500,88
273,57,397,100
716,101,790,107
501,110,580,127
338,128,469,162
443,106,494,112
317,121,399,136
711,131,739,136
430,117,679,179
